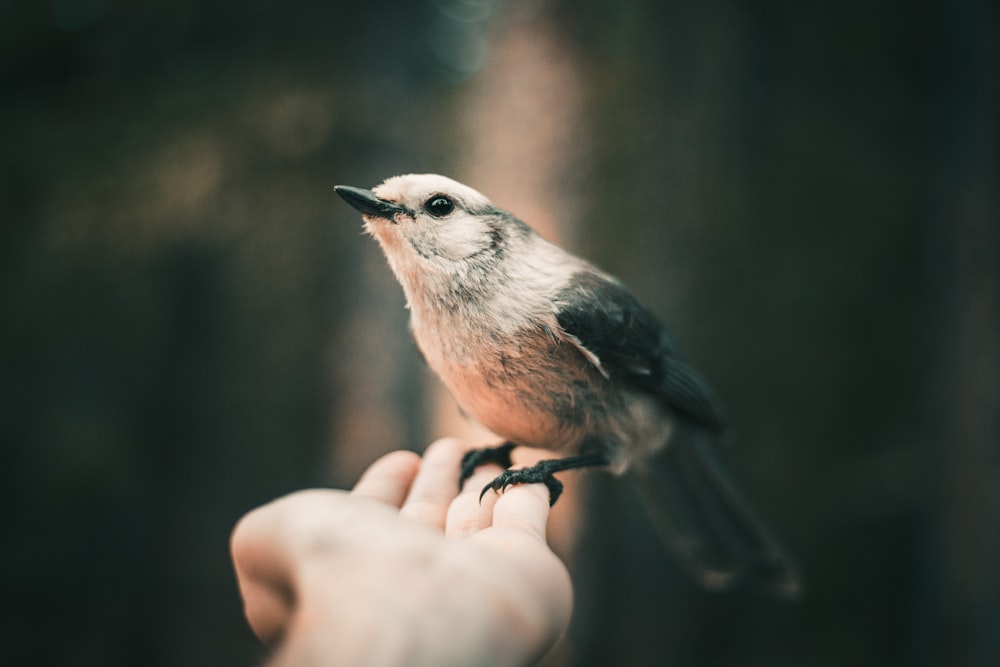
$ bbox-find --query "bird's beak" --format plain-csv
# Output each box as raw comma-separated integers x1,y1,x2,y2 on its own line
334,185,410,223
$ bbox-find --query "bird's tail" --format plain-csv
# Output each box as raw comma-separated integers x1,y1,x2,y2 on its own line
628,430,802,598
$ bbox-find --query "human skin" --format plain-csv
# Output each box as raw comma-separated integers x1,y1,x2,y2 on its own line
230,438,573,667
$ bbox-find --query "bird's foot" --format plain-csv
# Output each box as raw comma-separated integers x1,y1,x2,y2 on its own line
480,461,567,506
478,451,610,506
459,442,516,487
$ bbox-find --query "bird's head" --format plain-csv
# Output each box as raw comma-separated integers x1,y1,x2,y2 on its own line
336,174,527,292
335,174,538,305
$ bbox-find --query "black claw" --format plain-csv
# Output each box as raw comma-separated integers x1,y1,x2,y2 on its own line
479,480,501,503
459,442,516,487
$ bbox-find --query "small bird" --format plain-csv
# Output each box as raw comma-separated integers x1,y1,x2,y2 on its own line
335,174,800,596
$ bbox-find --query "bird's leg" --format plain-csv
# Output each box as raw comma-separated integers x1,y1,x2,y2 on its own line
480,453,610,506
459,441,517,487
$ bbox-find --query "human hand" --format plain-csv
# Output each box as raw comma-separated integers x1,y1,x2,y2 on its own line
230,438,573,667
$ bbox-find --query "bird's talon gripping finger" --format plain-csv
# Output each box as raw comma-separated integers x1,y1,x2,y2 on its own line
479,481,500,503
477,469,565,506
478,472,516,503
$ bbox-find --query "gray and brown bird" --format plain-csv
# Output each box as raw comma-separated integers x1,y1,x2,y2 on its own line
336,174,800,597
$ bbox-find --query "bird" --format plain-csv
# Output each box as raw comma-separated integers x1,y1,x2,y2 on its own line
335,173,800,596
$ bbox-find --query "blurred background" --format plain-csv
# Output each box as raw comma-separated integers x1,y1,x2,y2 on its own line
2,0,998,665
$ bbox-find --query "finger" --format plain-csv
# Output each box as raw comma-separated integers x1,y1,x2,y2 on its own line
399,437,465,529
350,450,421,507
445,464,504,537
230,491,330,643
231,505,290,643
490,481,552,544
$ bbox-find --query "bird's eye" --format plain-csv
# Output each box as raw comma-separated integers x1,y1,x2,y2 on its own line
425,196,454,217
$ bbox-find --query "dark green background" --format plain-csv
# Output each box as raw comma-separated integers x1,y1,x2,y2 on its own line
3,1,997,665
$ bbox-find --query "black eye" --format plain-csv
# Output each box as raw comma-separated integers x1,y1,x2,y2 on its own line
425,196,454,217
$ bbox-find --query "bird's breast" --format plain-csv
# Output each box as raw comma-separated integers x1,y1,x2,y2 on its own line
414,316,606,451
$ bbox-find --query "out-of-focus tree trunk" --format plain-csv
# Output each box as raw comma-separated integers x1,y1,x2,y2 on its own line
442,10,589,664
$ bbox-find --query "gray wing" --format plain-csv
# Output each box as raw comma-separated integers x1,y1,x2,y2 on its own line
553,271,725,432
555,274,803,595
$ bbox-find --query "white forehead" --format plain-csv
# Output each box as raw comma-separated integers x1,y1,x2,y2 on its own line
372,174,493,209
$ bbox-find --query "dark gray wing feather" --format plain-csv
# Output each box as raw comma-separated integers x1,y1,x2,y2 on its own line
553,272,725,432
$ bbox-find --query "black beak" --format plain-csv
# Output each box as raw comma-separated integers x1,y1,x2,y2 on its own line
334,185,410,222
